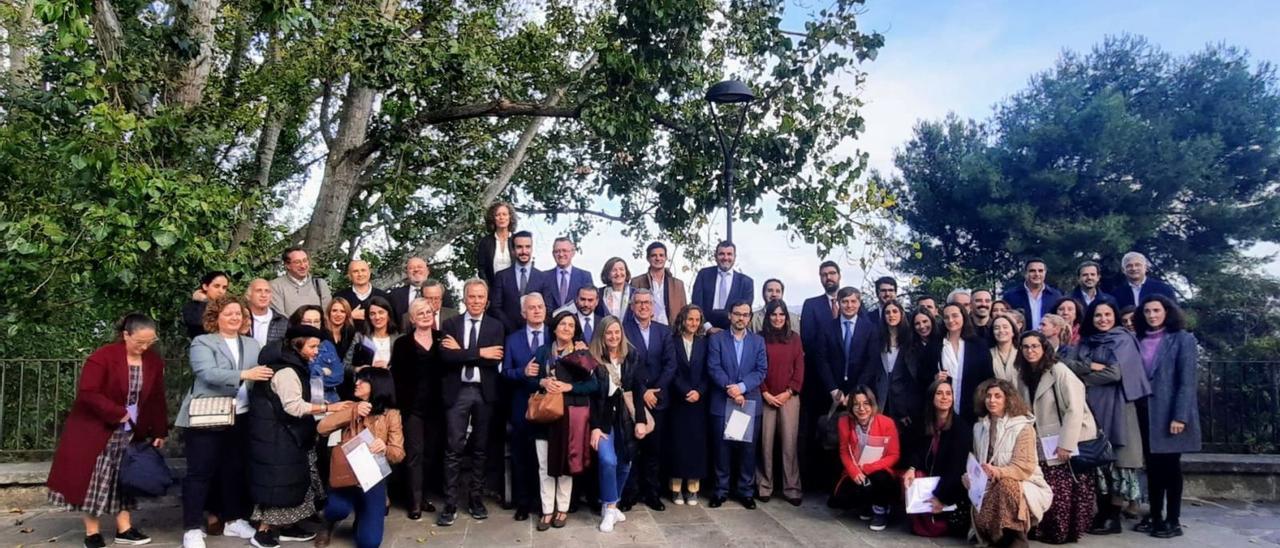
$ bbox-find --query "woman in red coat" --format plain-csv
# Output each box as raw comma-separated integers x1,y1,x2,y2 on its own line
830,385,900,532
47,314,169,548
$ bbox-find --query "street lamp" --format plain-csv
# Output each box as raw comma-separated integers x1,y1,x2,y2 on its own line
705,79,756,243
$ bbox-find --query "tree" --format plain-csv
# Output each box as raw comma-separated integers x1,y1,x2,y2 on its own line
0,0,887,357
885,35,1280,358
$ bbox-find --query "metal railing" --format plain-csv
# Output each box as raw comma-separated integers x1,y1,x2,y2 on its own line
0,357,1275,458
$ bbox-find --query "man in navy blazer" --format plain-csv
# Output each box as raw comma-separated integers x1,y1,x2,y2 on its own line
1113,251,1178,309
691,240,754,330
539,237,594,311
619,289,677,510
706,300,768,509
489,231,549,333
1070,260,1117,308
816,287,878,404
798,261,841,479
1001,258,1063,331
500,293,550,522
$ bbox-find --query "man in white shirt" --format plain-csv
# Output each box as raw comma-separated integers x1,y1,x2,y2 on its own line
269,246,332,316
630,241,688,325
246,278,286,349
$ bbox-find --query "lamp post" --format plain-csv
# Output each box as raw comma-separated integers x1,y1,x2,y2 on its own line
705,79,756,243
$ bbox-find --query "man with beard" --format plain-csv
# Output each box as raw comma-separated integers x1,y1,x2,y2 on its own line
970,289,995,344
866,276,898,325
691,240,754,331
1071,260,1116,308
390,257,432,327
798,261,841,489
489,231,548,333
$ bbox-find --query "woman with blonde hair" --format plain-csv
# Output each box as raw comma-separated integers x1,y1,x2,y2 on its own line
587,315,649,532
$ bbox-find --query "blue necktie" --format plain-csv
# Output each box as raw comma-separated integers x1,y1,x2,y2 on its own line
531,329,540,350
843,320,853,355
582,316,593,343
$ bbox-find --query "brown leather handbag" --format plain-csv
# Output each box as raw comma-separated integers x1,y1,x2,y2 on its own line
328,408,362,489
526,389,564,423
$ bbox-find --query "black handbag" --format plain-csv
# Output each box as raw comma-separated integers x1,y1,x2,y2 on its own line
1050,382,1115,471
119,440,174,497
816,401,844,451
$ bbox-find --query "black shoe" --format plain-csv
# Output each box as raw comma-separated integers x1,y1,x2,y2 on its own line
785,496,803,507
250,530,280,548
567,500,579,514
408,510,423,521
470,501,489,520
536,515,552,532
644,496,666,512
708,496,726,508
618,500,634,512
1088,517,1122,535
1152,521,1184,538
436,505,457,527
421,501,437,513
738,496,757,510
756,494,772,503
83,533,106,548
278,524,315,542
514,509,530,521
113,528,151,545
826,495,842,509
1134,517,1155,533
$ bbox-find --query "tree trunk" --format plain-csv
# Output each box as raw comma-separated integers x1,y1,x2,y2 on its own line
172,0,222,108
227,102,285,254
4,1,36,83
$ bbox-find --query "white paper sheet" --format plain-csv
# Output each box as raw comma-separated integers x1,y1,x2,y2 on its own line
343,428,392,492
905,477,958,514
966,454,987,509
857,445,884,465
1039,435,1080,459
724,408,752,441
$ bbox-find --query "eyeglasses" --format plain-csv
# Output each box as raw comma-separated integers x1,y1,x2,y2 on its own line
1020,344,1043,351
729,311,751,318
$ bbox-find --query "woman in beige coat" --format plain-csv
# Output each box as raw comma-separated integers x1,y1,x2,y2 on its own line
966,378,1052,548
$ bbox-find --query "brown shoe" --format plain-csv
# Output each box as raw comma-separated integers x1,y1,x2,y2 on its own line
207,515,224,537
536,514,553,532
552,511,568,528
313,520,333,548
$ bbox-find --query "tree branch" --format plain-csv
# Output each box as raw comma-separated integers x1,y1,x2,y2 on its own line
319,78,336,148
354,100,582,161
522,206,628,223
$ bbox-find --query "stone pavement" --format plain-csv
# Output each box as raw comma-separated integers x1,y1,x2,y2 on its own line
0,494,1276,547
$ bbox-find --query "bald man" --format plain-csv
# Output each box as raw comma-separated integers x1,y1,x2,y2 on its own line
246,278,288,348
390,257,432,322
334,260,392,329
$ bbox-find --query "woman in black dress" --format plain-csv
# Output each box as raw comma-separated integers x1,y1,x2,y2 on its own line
664,304,710,505
389,298,444,519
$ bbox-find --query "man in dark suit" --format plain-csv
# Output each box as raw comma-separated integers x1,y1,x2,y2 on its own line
1114,251,1178,309
333,259,391,329
559,286,606,341
489,231,548,333
1071,260,1117,308
706,300,768,509
866,276,898,326
816,287,879,406
437,279,506,526
500,292,550,522
420,279,459,328
1002,258,1063,331
621,289,677,512
798,261,841,484
691,240,754,330
389,256,432,325
541,237,594,311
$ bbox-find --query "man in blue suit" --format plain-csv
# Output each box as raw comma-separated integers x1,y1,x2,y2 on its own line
1113,251,1178,309
540,237,594,311
706,300,768,509
816,287,878,406
490,231,549,333
500,293,549,522
1070,260,1116,308
691,240,754,330
621,289,677,511
798,261,841,483
1001,258,1062,330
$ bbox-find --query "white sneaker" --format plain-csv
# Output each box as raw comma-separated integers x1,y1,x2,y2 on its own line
599,509,618,533
223,519,256,539
686,494,699,506
611,508,626,523
182,529,206,548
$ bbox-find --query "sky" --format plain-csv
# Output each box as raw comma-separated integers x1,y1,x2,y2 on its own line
501,0,1280,301
298,1,1280,298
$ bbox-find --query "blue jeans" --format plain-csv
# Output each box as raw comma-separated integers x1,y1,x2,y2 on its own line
323,481,387,548
597,435,632,505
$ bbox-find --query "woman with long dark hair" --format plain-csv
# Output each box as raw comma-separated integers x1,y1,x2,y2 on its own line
757,300,805,505
47,314,169,548
935,304,993,423
665,305,709,505
902,379,971,538
476,202,517,285
866,301,923,459
1133,295,1200,539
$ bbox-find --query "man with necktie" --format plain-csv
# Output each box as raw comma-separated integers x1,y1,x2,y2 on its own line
621,289,677,511
501,293,551,522
798,261,842,486
691,240,754,331
542,237,594,311
490,231,548,333
437,279,506,526
812,287,878,491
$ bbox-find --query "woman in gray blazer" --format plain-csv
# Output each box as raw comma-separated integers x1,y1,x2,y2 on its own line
178,295,275,548
1133,295,1200,539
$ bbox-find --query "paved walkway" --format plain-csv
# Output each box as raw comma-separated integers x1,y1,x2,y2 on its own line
1,494,1275,547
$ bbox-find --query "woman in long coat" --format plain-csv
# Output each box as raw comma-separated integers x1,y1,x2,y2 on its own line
664,305,710,505
47,314,168,548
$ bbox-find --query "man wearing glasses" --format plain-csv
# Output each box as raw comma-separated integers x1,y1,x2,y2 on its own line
706,301,768,509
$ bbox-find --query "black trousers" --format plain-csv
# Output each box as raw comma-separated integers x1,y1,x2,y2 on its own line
1135,398,1184,522
627,407,666,500
830,470,896,509
181,420,250,530
444,385,492,507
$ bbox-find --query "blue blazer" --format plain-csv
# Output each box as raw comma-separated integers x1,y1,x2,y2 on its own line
623,318,677,410
1111,277,1178,310
540,266,594,311
816,315,879,396
1070,288,1117,308
502,325,552,423
690,267,754,330
1001,284,1063,327
706,330,768,417
1145,330,1201,454
490,263,550,333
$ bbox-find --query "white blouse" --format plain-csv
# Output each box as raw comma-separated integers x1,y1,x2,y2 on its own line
492,237,512,274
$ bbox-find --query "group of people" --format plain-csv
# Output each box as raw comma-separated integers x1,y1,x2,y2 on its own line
46,202,1203,548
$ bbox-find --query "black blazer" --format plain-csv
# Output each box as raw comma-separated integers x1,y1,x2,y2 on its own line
910,414,973,507
865,344,926,424
438,314,506,404
939,337,994,423
388,330,443,417
333,286,393,330
388,285,418,326
670,335,709,397
477,233,518,286
816,315,879,395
